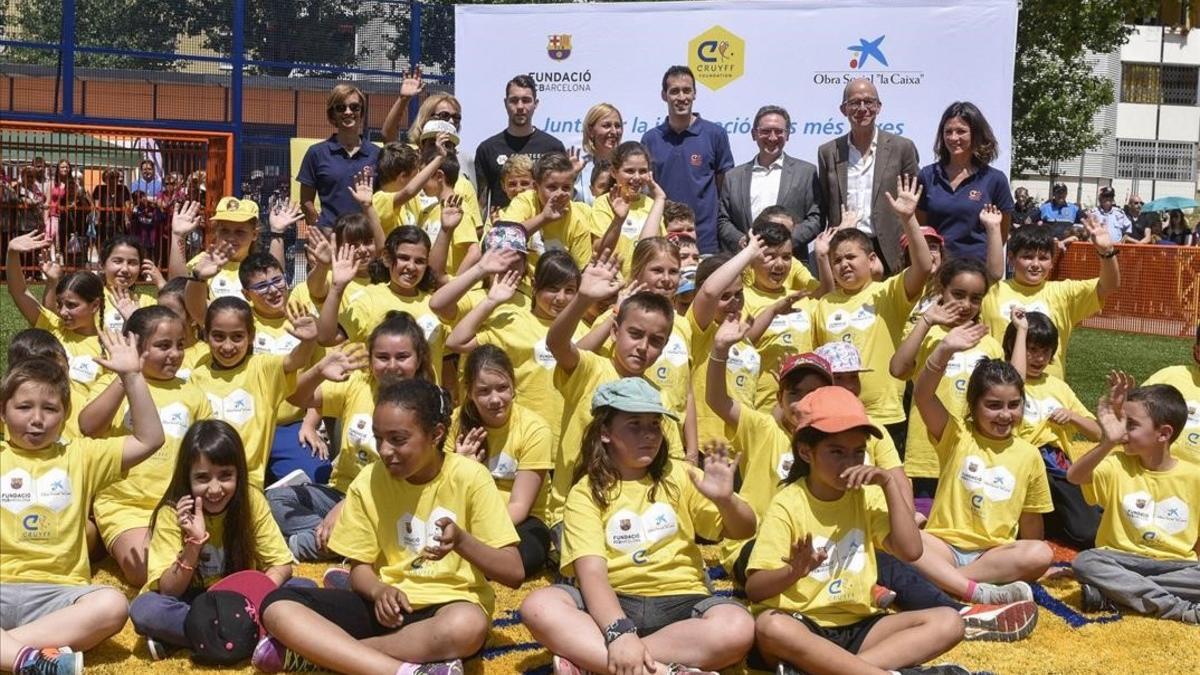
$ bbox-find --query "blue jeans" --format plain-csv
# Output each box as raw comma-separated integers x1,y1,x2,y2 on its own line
130,578,317,648
266,420,332,486
266,484,344,561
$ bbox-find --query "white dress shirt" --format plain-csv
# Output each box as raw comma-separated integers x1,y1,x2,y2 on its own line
749,155,784,222
846,128,878,235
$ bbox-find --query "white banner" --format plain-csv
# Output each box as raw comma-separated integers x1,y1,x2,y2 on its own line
454,0,1017,176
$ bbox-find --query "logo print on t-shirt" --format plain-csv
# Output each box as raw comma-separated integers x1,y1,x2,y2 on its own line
1,469,35,514
620,215,645,240
208,389,255,426
397,506,458,554
254,332,301,356
808,529,867,582
945,351,986,379
1000,300,1050,323
1122,492,1189,536
346,413,376,455
1023,396,1063,425
770,310,811,336
533,338,557,369
1185,401,1200,428
661,334,689,368
605,504,679,553
489,451,518,480
959,455,1016,502
68,355,99,384
825,305,875,334
130,402,192,441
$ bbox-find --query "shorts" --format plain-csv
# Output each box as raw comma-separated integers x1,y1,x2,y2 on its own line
552,584,745,636
948,545,986,568
748,611,886,669
260,587,472,645
0,583,116,630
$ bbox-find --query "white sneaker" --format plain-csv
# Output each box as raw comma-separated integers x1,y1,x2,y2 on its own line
265,469,312,491
973,580,1033,604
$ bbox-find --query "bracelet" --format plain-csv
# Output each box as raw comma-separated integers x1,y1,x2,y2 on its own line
185,532,210,546
174,555,195,572
925,359,947,372
1097,248,1119,259
710,355,728,363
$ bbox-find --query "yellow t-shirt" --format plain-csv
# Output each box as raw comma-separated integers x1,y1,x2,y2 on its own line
590,193,663,278
446,404,554,523
144,489,293,591
561,460,731,596
253,313,310,425
34,306,108,440
499,189,594,270
904,327,1004,479
93,377,213,547
1018,373,1096,459
1082,453,1200,561
318,372,379,494
176,342,209,382
813,275,917,424
187,254,243,299
0,437,124,586
373,189,420,235
594,309,692,432
688,308,761,446
341,284,445,384
1143,365,1200,464
101,286,155,334
746,481,891,626
743,285,817,411
924,418,1053,550
476,305,587,446
415,194,480,275
329,453,520,615
187,353,296,489
549,351,620,525
981,278,1101,380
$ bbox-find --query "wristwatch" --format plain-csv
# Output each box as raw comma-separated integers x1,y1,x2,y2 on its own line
188,268,205,282
1098,247,1119,259
268,231,287,239
603,617,637,645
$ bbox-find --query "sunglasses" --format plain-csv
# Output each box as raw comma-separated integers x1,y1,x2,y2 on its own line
335,103,362,113
1131,201,1143,206
433,111,462,124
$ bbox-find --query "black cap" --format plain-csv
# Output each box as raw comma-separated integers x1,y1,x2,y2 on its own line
1098,187,1115,198
185,591,259,665
1052,183,1068,194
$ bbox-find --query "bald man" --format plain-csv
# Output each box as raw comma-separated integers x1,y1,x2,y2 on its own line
816,79,920,275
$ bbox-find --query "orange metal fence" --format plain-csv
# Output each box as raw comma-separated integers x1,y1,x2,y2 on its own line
1053,241,1200,338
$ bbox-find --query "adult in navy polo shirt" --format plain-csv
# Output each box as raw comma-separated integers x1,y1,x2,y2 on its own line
916,101,1013,262
641,65,734,254
1038,183,1082,240
297,83,380,231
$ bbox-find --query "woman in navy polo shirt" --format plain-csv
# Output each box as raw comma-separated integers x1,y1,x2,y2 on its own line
297,83,381,233
915,102,1013,262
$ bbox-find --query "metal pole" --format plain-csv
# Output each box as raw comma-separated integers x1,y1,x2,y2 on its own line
407,0,423,123
1153,25,1165,200
232,0,246,197
61,0,75,117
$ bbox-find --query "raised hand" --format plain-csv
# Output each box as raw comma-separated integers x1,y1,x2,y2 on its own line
838,205,861,230
285,301,319,342
111,286,139,320
171,201,203,237
270,199,304,234
95,328,143,375
772,291,810,317
615,279,649,312
455,427,488,463
714,312,751,351
1084,212,1115,253
813,227,836,258
441,194,465,232
1097,370,1134,445
840,464,891,490
349,169,374,210
9,231,52,254
1009,306,1028,332
941,322,988,353
611,191,631,223
192,241,234,280
486,269,521,304
317,344,368,382
884,174,923,219
782,533,829,581
479,247,523,275
39,248,63,283
434,132,453,156
578,249,622,301
141,259,165,287
541,191,570,221
979,203,1003,232
924,300,964,328
175,495,207,543
567,146,585,177
305,227,335,268
331,243,360,288
691,441,739,502
399,66,425,98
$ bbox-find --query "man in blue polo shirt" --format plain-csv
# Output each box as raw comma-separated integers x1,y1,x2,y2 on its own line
297,83,380,231
641,65,734,254
1038,183,1081,241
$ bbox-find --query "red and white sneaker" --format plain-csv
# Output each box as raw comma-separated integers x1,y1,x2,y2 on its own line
960,599,1038,642
552,654,590,675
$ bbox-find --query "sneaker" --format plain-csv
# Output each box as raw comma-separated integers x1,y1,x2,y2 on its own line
898,665,972,675
145,636,172,661
872,583,897,609
776,664,802,675
971,580,1033,604
322,566,351,590
961,600,1038,642
665,666,718,675
251,636,319,673
401,660,465,675
265,469,312,491
14,647,82,675
1080,583,1117,613
553,655,588,675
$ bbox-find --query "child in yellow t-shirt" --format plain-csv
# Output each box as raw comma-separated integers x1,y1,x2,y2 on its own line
501,152,595,270
1142,323,1200,464
128,419,299,657
981,219,1121,379
371,140,449,237
910,324,1054,607
0,335,165,674
1067,373,1200,622
81,307,212,588
445,250,584,447
1002,312,1103,549
255,380,522,674
447,346,554,579
519,378,756,675
590,141,667,277
273,312,434,562
416,145,481,276
744,386,966,675
42,234,156,334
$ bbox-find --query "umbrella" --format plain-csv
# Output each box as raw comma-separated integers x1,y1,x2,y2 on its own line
1142,196,1198,212
0,129,142,171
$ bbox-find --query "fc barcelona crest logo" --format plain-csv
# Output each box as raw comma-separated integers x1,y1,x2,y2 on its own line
10,477,22,490
548,34,572,61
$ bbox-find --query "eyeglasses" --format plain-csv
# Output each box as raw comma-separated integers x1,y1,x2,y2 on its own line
845,98,880,110
433,111,462,124
334,103,362,113
1130,201,1143,206
246,276,287,293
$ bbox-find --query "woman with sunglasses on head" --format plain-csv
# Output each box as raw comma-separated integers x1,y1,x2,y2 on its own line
298,83,381,234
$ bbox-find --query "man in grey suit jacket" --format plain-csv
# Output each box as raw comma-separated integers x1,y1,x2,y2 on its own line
717,105,822,252
817,79,919,275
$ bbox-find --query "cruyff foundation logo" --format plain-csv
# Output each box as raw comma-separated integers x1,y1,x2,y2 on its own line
688,26,745,91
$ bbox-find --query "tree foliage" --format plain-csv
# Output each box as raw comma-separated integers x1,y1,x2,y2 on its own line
6,0,180,69
1011,0,1159,174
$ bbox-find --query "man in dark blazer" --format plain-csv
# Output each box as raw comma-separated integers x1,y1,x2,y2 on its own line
717,105,822,252
817,78,920,275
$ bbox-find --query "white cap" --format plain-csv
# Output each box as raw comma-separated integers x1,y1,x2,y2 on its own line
420,120,460,147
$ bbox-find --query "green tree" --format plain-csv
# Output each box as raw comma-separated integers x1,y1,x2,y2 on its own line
5,0,180,69
1012,0,1158,175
